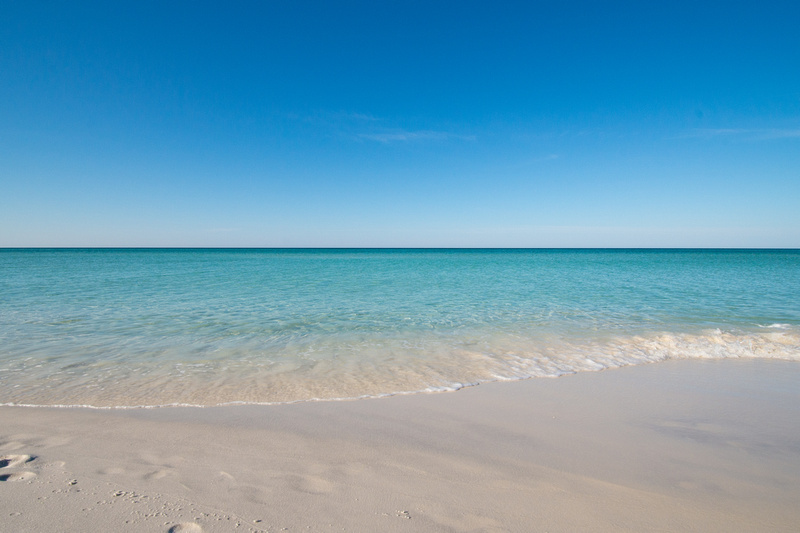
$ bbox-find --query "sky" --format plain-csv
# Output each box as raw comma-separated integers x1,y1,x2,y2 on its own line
1,1,799,247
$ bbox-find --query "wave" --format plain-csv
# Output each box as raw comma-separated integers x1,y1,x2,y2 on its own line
1,327,798,409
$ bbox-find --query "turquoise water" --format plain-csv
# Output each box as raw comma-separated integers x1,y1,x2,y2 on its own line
1,249,798,408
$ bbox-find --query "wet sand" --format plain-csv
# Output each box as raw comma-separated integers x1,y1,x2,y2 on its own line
2,358,799,532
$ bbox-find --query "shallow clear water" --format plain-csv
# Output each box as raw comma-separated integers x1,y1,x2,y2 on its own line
1,249,798,407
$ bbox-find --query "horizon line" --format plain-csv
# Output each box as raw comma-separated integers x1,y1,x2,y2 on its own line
2,247,798,251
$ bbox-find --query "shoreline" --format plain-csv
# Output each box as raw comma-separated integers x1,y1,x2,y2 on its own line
2,358,799,532
4,323,799,409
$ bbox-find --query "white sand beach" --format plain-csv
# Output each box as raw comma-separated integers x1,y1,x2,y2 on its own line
2,358,799,532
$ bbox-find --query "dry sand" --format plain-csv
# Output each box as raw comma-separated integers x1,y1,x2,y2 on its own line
1,358,799,532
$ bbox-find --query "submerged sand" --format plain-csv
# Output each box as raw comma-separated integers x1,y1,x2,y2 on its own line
1,358,799,532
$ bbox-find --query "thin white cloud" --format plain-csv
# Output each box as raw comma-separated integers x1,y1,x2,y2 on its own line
289,110,380,124
685,128,800,140
357,130,476,143
692,128,749,136
758,129,800,139
287,111,476,143
326,111,380,122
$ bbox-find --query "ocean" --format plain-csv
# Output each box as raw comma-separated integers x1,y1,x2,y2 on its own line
1,248,798,408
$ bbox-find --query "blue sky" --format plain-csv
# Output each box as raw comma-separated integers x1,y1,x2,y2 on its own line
2,1,798,247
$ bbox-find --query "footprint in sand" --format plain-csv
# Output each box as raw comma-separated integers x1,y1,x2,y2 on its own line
0,471,37,482
0,440,25,452
144,468,175,480
0,454,34,469
0,454,37,481
167,523,203,533
284,473,334,495
97,466,125,475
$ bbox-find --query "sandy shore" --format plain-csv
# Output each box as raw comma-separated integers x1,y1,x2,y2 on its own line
2,358,799,532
